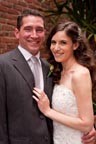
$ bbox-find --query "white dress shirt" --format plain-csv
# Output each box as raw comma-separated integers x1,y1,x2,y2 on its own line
18,45,44,90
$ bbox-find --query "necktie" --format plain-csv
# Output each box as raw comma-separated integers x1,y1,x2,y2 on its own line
32,56,40,88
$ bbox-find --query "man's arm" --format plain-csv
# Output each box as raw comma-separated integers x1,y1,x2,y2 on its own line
0,67,9,144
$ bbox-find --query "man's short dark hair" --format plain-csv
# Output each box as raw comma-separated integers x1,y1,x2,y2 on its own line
17,9,45,30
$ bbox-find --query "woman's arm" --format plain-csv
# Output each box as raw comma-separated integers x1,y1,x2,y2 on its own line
71,69,94,133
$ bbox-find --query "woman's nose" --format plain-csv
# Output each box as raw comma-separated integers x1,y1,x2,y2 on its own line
54,44,60,50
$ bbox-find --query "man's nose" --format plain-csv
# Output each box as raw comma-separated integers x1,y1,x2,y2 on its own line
31,29,38,38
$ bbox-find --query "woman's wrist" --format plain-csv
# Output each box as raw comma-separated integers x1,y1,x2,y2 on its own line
45,108,53,118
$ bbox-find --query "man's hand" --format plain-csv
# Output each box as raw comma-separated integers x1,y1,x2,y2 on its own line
82,127,96,144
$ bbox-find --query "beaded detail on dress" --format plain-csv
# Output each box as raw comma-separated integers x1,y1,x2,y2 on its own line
52,84,83,144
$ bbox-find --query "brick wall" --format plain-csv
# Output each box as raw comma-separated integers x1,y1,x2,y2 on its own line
0,0,51,58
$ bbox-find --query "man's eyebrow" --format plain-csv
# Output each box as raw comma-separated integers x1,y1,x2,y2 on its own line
24,26,32,28
24,26,44,28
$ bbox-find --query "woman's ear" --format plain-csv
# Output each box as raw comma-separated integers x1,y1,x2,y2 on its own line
73,42,79,50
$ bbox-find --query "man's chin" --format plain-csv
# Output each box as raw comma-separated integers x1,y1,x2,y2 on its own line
30,48,39,55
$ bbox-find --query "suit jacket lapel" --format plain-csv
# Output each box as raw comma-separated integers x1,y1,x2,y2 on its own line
41,59,53,104
41,59,49,91
11,48,35,91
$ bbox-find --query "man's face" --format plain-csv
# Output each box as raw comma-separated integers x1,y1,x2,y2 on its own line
15,15,45,55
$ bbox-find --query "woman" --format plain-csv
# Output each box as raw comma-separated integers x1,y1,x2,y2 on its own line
33,21,95,144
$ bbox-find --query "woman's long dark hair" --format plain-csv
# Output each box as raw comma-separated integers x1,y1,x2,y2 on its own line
46,21,96,100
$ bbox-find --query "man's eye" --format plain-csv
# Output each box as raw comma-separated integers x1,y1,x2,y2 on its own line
24,28,31,31
36,28,44,33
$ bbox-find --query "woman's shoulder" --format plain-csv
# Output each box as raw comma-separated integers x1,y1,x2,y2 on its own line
71,64,92,94
72,64,91,83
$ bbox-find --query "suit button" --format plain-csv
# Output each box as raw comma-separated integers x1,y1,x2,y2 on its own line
45,136,48,141
40,114,45,119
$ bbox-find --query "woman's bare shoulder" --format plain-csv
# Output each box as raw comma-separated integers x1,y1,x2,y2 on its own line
72,64,91,83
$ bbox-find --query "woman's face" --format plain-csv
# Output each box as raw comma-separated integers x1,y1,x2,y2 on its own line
50,30,78,63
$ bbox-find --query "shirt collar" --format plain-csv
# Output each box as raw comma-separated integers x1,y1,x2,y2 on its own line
18,45,40,61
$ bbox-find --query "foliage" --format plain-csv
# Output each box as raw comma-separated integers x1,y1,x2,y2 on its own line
38,0,96,41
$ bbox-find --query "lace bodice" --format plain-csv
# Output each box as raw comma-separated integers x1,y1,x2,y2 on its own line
52,84,83,144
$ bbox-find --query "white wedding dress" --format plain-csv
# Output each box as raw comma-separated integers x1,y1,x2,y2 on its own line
52,84,83,144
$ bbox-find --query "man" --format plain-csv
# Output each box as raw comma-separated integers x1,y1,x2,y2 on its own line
0,9,53,144
0,9,95,144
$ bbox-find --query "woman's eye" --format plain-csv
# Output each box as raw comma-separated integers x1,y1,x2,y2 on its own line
60,40,66,45
36,27,44,33
51,40,56,45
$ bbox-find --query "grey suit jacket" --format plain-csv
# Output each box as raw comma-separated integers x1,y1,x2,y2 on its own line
0,48,53,144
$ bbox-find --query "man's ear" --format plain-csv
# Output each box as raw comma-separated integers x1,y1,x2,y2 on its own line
14,28,19,39
73,42,79,50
